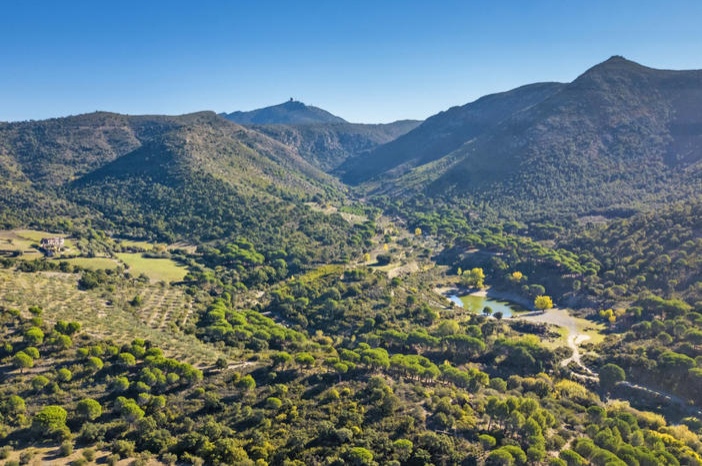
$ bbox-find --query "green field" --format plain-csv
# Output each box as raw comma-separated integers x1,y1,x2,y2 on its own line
118,238,163,251
58,257,121,270
116,253,188,283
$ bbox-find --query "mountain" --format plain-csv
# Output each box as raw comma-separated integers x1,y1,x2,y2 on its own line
360,57,702,220
249,120,421,171
0,112,366,264
221,101,420,171
339,82,565,183
221,100,347,125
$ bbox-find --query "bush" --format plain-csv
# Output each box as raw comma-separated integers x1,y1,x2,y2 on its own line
82,448,96,461
19,449,36,464
112,439,135,458
60,441,74,457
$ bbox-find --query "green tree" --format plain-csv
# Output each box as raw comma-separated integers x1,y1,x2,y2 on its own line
118,352,136,366
2,395,26,423
87,356,104,371
76,398,102,421
599,363,625,393
31,375,50,391
437,320,460,336
13,351,34,373
57,368,73,382
238,374,256,391
33,405,68,432
348,446,374,465
115,397,144,423
24,326,45,345
486,448,515,465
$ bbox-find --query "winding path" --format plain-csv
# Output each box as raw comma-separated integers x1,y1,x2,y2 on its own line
517,308,598,381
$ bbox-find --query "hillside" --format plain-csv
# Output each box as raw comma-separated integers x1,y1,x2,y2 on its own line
221,100,347,125
0,112,366,266
360,57,702,221
251,119,421,171
340,82,564,183
222,100,420,170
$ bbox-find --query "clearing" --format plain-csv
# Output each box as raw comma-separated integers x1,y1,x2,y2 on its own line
116,253,188,283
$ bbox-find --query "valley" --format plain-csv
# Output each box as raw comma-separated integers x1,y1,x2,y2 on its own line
0,57,701,466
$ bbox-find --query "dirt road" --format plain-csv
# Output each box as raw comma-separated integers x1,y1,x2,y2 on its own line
517,308,598,380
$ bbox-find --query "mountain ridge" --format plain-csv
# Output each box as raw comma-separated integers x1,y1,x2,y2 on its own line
221,100,347,125
357,56,702,220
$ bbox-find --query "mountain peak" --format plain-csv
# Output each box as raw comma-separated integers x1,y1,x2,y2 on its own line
576,55,653,79
222,100,347,125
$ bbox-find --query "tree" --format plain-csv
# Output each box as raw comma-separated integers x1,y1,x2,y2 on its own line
57,368,72,382
348,446,374,465
486,448,515,465
76,398,102,421
376,254,392,265
534,295,553,311
13,351,34,373
238,374,256,391
3,395,26,421
87,356,104,371
31,375,50,391
118,352,136,366
461,268,485,289
33,405,68,432
24,326,45,345
115,397,144,423
599,363,625,393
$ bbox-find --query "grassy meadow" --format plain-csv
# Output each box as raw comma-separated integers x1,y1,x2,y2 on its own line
116,253,188,283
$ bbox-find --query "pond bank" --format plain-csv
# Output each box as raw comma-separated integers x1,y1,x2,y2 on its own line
434,286,534,311
434,286,526,318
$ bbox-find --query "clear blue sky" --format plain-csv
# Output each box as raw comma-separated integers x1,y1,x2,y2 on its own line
2,1,701,123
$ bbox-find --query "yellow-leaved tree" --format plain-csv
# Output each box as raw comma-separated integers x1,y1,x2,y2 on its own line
534,295,553,310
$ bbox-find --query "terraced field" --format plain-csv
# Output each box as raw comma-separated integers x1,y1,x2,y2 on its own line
0,269,223,365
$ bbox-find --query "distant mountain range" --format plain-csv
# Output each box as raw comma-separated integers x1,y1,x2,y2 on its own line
1,56,701,234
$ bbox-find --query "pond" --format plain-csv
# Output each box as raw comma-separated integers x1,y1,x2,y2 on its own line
448,294,523,318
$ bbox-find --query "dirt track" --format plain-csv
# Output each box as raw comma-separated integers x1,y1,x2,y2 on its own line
517,308,597,379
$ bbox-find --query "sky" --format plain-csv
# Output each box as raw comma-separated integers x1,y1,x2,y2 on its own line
2,1,701,123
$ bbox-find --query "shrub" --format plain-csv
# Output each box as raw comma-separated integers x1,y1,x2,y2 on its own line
82,448,96,461
0,446,12,459
60,440,74,456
